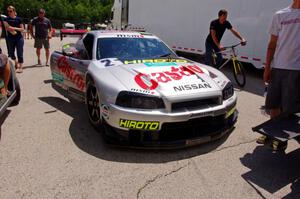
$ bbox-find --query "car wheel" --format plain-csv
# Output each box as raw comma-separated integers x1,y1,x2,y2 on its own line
86,80,103,131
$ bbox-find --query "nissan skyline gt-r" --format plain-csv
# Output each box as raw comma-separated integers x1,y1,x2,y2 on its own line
50,30,237,148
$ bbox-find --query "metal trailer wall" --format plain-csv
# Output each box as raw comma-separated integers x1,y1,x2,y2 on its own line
127,0,289,68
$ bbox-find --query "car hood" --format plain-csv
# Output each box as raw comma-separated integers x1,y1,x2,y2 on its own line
104,60,228,98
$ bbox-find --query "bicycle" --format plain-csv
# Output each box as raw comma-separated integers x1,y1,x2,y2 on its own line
212,43,246,87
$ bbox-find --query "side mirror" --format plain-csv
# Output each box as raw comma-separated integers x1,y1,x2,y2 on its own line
62,43,77,56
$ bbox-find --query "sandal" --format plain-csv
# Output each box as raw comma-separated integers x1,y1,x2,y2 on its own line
256,135,271,144
272,140,287,152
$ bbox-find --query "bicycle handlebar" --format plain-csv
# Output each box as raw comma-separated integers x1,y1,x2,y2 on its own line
222,42,243,50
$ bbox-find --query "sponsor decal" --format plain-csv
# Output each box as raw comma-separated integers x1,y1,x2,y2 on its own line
117,34,144,38
144,62,178,67
57,56,85,91
226,106,236,118
119,119,160,131
99,58,122,67
173,83,212,92
134,65,206,90
101,104,110,119
52,72,64,83
124,59,187,65
130,88,154,94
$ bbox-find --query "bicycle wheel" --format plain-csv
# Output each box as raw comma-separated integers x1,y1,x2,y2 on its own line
232,61,246,87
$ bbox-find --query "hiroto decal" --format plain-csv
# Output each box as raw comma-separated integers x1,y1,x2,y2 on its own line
173,83,212,92
119,119,160,131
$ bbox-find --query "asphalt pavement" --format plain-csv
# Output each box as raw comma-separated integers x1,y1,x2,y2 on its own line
0,37,299,199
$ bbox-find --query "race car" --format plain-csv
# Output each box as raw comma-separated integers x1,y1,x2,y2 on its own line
50,31,237,148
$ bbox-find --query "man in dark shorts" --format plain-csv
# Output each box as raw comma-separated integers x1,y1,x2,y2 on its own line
257,0,300,151
29,9,52,66
205,9,246,67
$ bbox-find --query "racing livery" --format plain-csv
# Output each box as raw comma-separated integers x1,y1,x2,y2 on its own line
50,31,237,148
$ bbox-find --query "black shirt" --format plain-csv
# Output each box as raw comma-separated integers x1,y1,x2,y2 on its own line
4,16,23,39
31,17,52,39
206,19,232,45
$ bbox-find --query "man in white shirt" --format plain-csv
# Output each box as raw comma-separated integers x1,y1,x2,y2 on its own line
257,0,300,151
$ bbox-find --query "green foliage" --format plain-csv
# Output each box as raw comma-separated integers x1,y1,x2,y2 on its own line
1,0,114,27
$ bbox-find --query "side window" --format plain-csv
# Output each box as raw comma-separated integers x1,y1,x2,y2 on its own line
83,33,94,59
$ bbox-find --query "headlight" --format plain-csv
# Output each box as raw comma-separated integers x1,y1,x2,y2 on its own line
222,82,234,100
116,91,165,109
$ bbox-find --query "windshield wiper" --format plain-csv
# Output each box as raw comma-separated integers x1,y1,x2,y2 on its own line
159,53,173,58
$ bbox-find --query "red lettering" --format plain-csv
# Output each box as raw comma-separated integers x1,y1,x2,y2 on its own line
56,56,85,91
186,65,204,74
134,65,206,90
134,73,158,90
164,67,182,80
152,72,172,83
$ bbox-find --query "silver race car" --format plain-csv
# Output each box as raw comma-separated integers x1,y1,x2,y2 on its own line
50,31,237,148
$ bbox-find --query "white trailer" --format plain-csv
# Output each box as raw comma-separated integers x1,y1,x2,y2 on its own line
111,0,290,69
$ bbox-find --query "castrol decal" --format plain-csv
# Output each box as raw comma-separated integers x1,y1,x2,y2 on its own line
134,65,209,90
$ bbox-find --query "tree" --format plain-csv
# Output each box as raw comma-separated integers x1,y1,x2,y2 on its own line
1,0,113,27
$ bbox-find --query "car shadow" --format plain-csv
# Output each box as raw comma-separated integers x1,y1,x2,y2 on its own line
240,146,300,198
39,96,233,163
22,65,45,70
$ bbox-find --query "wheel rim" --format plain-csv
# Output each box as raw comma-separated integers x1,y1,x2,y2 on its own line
87,85,101,122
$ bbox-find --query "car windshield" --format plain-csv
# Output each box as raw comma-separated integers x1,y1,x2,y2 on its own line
96,37,177,61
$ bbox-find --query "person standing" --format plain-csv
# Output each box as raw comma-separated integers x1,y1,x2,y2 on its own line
29,9,52,66
205,9,246,68
257,0,300,151
4,6,24,73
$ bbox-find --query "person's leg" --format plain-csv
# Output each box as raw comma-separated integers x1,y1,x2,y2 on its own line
205,42,213,66
214,46,223,68
34,39,42,65
45,48,50,66
257,69,282,144
16,37,24,73
44,39,50,66
0,54,10,96
7,38,17,68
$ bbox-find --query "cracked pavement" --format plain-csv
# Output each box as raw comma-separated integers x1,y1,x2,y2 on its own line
0,38,299,199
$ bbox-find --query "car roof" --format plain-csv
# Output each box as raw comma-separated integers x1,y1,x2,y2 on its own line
88,30,158,39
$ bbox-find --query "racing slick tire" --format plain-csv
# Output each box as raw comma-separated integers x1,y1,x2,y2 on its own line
85,79,103,132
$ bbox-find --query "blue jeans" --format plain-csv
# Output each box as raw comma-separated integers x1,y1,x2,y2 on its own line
205,41,223,68
7,37,24,64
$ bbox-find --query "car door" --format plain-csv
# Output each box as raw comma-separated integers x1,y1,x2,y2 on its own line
64,33,94,93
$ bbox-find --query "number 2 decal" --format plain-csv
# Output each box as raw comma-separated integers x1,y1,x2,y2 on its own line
100,59,115,67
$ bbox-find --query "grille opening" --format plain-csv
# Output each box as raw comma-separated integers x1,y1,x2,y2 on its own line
172,97,221,111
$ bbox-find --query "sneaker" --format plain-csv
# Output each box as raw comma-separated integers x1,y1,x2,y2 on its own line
37,59,41,66
256,135,270,144
272,140,287,152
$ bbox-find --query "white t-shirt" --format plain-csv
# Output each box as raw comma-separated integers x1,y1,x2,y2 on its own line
269,6,300,70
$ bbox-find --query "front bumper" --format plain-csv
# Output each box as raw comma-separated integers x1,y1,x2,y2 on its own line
102,109,238,149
